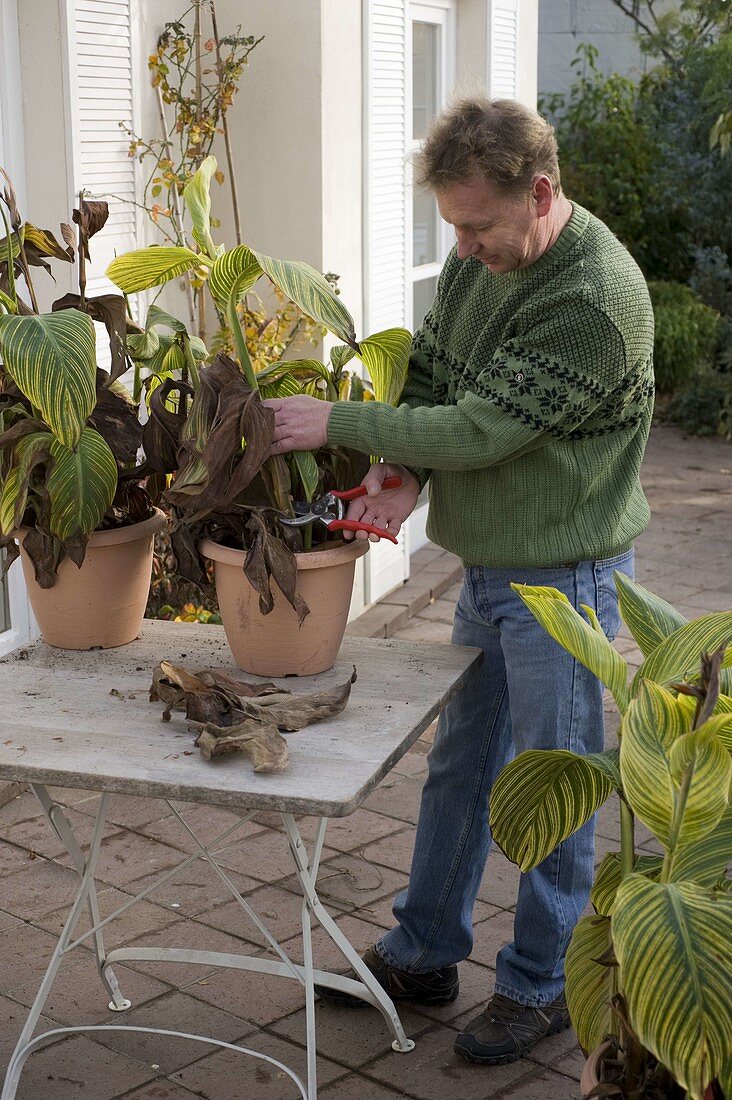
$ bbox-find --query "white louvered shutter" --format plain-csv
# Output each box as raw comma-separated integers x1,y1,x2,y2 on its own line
69,0,137,313
364,0,408,332
490,0,518,99
363,0,411,602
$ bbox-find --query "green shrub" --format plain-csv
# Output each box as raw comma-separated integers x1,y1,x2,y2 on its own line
649,281,720,393
666,366,732,438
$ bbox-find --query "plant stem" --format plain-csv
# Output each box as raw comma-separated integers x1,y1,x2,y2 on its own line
154,85,197,334
210,0,243,245
78,190,87,310
620,796,635,879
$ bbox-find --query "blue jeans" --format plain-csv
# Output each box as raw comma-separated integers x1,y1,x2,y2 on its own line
377,550,634,1007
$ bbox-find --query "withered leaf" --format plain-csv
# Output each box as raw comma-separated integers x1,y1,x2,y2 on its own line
143,378,193,474
244,511,309,624
0,418,49,451
195,719,289,772
23,224,75,269
0,534,19,578
149,661,358,772
53,292,129,382
73,199,109,258
20,527,62,589
88,372,143,464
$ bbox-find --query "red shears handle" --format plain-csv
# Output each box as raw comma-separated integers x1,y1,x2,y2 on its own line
327,519,399,544
331,476,402,501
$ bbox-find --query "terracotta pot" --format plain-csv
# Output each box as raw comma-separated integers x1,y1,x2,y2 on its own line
17,509,166,650
200,536,369,676
580,1041,615,1097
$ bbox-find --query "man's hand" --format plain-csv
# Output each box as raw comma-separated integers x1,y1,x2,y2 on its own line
342,463,420,543
263,395,333,455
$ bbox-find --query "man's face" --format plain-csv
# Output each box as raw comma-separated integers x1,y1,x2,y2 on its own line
435,176,546,274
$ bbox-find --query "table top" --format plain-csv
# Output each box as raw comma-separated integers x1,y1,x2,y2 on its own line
0,621,480,817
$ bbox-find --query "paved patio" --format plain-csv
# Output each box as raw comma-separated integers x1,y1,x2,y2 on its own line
0,423,730,1099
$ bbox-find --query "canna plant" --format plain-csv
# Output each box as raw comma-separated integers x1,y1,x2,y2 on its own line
106,155,411,620
489,574,732,1100
0,172,153,587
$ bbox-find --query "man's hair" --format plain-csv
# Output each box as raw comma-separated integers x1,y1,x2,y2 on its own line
414,95,561,197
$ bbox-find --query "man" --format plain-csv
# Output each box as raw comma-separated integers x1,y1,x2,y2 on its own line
264,96,654,1066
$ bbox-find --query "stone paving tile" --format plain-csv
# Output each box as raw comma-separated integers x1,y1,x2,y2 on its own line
119,1081,201,1099
0,791,45,827
476,851,522,912
0,990,57,1064
184,962,309,1027
363,775,424,825
309,853,408,911
2,808,125,861
208,827,341,884
74,795,175,831
90,989,256,1076
0,840,39,879
0,859,82,920
35,885,181,946
57,832,186,888
319,1073,418,1097
171,1030,349,1098
319,809,406,855
13,1034,155,1099
135,804,266,850
123,856,259,919
356,1020,531,1099
197,881,333,947
490,1066,583,1099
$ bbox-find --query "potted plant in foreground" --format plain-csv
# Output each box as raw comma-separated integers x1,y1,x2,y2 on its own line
0,172,165,649
489,573,732,1099
107,155,411,676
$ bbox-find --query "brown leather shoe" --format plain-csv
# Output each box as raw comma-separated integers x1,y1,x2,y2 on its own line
314,945,459,1007
454,991,571,1064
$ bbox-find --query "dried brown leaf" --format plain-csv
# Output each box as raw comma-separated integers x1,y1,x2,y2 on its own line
194,718,289,772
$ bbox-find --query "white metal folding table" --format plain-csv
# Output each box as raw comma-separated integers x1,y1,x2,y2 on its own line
0,621,479,1099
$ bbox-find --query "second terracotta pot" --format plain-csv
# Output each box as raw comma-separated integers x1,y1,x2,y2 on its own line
200,536,369,676
17,509,166,650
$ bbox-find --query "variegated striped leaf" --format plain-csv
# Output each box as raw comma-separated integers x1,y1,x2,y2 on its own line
256,359,330,386
489,749,613,872
251,250,357,346
0,431,52,533
591,851,664,916
357,328,411,407
565,914,616,1053
632,613,732,694
0,466,21,535
615,572,688,658
620,682,728,848
330,344,357,372
697,712,732,751
0,310,96,449
183,154,218,258
291,450,319,503
511,584,630,713
47,428,117,540
676,692,732,727
668,801,732,886
106,246,201,294
613,876,732,1100
585,747,622,788
208,245,263,307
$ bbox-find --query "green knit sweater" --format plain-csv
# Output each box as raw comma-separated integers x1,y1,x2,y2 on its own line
327,204,655,568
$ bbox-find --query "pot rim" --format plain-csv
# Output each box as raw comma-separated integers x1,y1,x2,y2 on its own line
200,535,370,570
580,1039,616,1095
16,507,167,548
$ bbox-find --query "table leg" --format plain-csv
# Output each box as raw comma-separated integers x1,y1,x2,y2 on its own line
1,791,111,1100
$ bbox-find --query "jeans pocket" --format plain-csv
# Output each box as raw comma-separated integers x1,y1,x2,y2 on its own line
594,549,635,641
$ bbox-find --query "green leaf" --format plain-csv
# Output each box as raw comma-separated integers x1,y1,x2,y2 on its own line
489,749,613,872
615,572,688,658
250,250,357,346
357,327,411,407
591,851,664,916
0,287,18,314
0,466,21,535
632,613,732,694
183,154,218,258
46,428,117,539
0,310,96,448
620,682,730,849
106,245,201,294
565,914,616,1054
510,583,630,713
585,747,622,789
291,450,319,502
613,876,732,1100
208,245,262,306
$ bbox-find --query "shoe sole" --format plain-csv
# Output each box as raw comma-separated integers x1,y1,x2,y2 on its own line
315,985,460,1009
453,1016,572,1065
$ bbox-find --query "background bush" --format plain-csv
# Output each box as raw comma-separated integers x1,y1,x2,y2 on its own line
648,281,721,394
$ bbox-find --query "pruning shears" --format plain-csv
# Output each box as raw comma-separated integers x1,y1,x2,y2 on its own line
279,476,402,544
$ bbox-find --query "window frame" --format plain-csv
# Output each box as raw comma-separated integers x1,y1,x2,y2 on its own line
406,0,456,331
